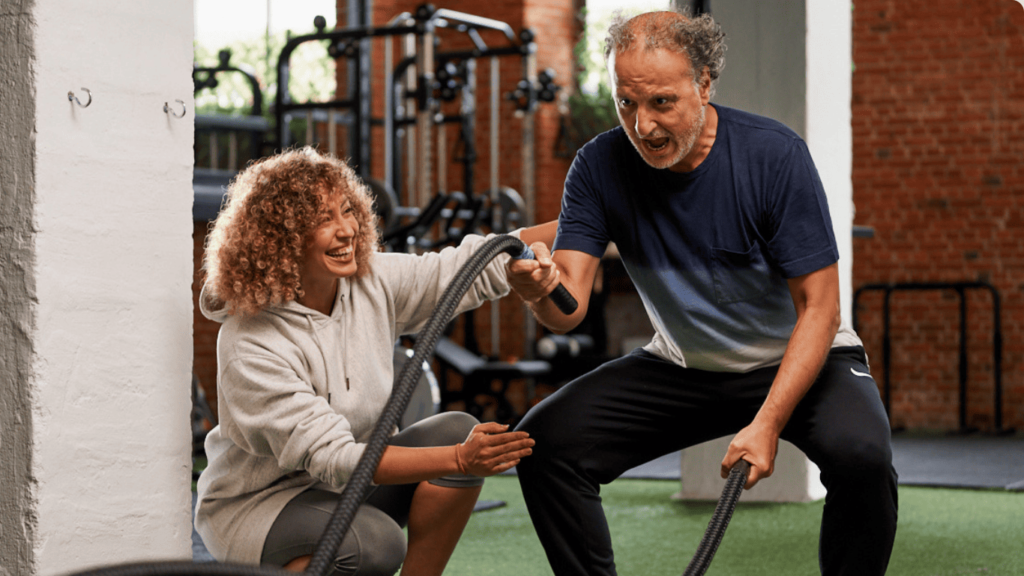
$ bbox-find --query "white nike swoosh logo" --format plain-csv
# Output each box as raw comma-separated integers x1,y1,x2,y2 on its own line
850,368,873,378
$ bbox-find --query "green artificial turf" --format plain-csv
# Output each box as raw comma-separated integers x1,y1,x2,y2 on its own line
445,476,1024,576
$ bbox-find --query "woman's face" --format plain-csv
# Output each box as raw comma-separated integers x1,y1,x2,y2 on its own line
300,193,361,287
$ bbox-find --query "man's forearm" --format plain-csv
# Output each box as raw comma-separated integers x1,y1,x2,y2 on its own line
518,220,558,249
525,293,585,334
507,247,600,334
755,303,840,434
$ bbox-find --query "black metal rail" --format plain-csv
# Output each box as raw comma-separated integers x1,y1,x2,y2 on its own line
274,4,532,174
852,282,1006,433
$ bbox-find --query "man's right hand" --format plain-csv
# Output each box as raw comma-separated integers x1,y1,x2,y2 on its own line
507,242,561,305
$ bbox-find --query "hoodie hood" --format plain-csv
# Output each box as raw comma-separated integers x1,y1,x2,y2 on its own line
199,281,346,327
199,284,231,324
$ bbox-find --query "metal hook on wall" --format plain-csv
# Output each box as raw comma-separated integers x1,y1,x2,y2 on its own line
163,99,186,118
68,88,92,108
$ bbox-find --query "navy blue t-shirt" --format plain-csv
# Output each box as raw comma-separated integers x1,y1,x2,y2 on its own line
555,105,844,371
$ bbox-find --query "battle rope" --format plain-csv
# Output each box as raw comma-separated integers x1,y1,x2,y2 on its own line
682,459,750,576
68,235,745,576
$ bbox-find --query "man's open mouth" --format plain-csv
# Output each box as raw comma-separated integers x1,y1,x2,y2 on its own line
643,137,669,151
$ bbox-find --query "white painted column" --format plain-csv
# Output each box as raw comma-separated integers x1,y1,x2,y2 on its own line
0,1,195,574
675,436,826,503
674,0,852,502
806,0,854,326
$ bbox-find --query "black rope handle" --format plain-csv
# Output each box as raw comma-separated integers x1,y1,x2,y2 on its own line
510,243,578,315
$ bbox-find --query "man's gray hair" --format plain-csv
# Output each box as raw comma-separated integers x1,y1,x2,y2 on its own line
604,10,727,98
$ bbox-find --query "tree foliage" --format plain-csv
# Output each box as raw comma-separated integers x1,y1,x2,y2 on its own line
560,9,620,156
193,31,336,120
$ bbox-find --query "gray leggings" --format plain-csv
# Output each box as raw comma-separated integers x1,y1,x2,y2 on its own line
260,411,483,576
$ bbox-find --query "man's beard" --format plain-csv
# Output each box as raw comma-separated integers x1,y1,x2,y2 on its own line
627,104,706,170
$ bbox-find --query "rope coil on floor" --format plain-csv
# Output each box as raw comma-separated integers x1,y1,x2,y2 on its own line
67,235,743,576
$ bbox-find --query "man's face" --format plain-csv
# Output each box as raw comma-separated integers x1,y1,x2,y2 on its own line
608,47,709,172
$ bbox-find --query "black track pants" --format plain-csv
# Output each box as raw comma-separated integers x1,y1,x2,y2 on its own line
515,346,898,576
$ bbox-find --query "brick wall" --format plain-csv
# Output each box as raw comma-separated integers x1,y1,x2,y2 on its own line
193,222,220,415
852,0,1024,431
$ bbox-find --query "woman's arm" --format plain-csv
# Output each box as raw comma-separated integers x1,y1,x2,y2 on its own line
386,223,554,335
373,422,535,484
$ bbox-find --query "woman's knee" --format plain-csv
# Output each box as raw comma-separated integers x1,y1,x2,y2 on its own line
333,506,407,576
392,411,480,448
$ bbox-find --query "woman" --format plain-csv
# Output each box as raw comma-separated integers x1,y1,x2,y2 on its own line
195,147,547,575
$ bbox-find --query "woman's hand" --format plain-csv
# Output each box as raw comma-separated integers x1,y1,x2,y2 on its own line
455,422,535,477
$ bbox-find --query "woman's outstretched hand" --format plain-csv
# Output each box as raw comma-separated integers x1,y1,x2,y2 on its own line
456,422,535,477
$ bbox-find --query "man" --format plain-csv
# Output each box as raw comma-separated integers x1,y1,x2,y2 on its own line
507,9,897,576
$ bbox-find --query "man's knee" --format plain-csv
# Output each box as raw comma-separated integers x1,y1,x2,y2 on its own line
824,435,894,482
515,400,565,464
515,386,574,445
515,399,596,485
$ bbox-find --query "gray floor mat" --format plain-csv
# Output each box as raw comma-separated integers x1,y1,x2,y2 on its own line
619,434,1024,489
889,433,1024,490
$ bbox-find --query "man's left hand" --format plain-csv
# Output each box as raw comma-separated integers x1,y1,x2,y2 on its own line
721,421,780,489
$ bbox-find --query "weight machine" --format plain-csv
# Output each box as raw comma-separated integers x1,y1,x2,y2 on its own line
271,4,559,253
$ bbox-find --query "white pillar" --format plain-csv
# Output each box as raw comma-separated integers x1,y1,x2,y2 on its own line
0,1,195,573
674,0,851,503
674,436,826,503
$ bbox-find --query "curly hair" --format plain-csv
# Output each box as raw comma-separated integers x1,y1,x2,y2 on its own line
604,9,727,98
203,147,381,316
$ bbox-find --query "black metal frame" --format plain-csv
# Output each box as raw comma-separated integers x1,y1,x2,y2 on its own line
274,5,537,178
193,49,265,116
852,282,1007,433
386,43,524,200
192,50,271,221
274,20,418,170
193,50,268,164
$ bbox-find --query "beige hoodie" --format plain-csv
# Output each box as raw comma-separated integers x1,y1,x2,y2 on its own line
194,232,518,564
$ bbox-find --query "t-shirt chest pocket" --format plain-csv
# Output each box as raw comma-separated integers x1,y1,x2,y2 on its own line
710,243,774,304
